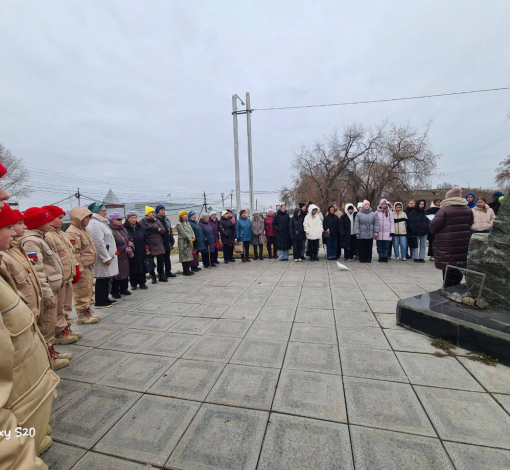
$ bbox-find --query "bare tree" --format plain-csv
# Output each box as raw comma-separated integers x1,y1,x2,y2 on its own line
0,144,31,198
495,154,510,188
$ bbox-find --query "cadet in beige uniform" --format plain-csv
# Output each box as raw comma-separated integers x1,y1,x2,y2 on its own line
19,207,67,370
66,206,99,324
44,205,82,344
0,170,58,467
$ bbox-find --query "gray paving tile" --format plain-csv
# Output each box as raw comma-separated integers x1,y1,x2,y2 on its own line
340,347,408,382
187,304,230,318
102,312,141,327
298,295,333,309
367,299,398,313
168,317,216,335
158,302,201,315
350,426,454,470
258,413,353,470
206,364,279,411
182,335,241,362
230,338,287,368
72,452,151,469
246,320,292,341
415,386,510,449
331,289,365,300
57,349,130,383
98,328,156,353
284,342,341,375
95,395,200,466
335,310,379,328
337,326,391,350
149,359,225,401
139,331,198,357
257,305,296,322
344,377,435,437
52,379,91,413
265,294,299,307
383,329,438,353
397,352,484,391
273,369,347,422
375,313,403,329
444,441,510,470
295,307,335,325
363,290,400,301
97,354,175,392
204,318,253,337
234,295,268,306
333,300,370,312
166,403,268,470
221,305,262,320
50,385,141,448
457,358,510,393
290,323,338,344
40,441,86,470
53,344,93,361
76,325,124,347
129,314,183,330
136,301,175,313
495,393,510,413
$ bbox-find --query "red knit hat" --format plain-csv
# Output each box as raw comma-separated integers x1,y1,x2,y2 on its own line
0,203,24,229
0,163,7,179
43,205,66,218
240,209,247,216
23,207,55,230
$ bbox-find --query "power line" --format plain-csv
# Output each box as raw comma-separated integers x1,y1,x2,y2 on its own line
252,86,510,112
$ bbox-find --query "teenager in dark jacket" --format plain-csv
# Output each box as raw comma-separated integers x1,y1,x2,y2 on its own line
219,210,235,263
489,191,504,215
124,212,149,290
323,205,340,260
340,203,357,260
408,199,430,262
272,205,291,260
404,200,415,259
426,198,441,261
289,207,305,261
156,205,176,278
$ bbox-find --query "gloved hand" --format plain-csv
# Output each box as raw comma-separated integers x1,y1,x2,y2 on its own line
72,265,81,284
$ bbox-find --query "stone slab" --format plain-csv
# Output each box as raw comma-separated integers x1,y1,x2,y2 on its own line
332,300,370,312
246,320,292,341
298,295,333,309
335,309,379,328
337,326,391,350
344,376,435,437
50,385,141,449
182,335,241,362
166,403,268,470
97,354,175,392
71,452,152,469
384,329,438,354
221,305,262,320
257,305,296,322
130,314,183,331
258,413,353,470
350,425,454,470
457,357,510,393
414,386,510,449
272,369,347,422
205,319,253,337
230,338,288,368
75,325,124,347
375,313,403,329
495,393,510,413
57,349,130,383
158,302,201,315
363,290,400,301
40,442,86,470
139,332,198,357
102,312,141,327
206,364,279,411
188,304,230,318
294,307,335,325
340,347,408,383
149,359,225,401
290,322,338,344
95,395,200,466
169,317,216,335
396,352,483,391
284,342,341,375
53,344,93,361
52,379,91,414
444,441,510,470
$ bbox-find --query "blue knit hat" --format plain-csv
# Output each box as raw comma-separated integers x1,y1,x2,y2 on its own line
88,202,105,213
155,204,165,214
188,211,196,219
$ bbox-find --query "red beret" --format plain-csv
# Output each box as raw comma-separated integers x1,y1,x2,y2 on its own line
43,205,66,218
0,163,6,179
23,207,55,230
240,209,247,215
0,203,24,229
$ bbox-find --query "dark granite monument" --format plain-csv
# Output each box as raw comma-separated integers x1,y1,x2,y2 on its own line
397,198,510,365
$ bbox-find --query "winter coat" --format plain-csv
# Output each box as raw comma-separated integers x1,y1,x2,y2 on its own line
303,204,324,240
465,192,476,209
489,191,504,215
156,215,175,252
289,208,305,240
430,197,474,270
199,221,216,253
407,200,430,237
209,217,221,243
124,220,149,275
46,226,78,283
404,205,415,217
19,229,64,300
176,220,195,263
189,219,206,252
354,208,379,239
376,201,395,241
392,206,408,236
66,206,96,269
88,214,119,279
272,210,291,250
264,215,276,237
339,213,352,248
471,206,496,232
235,217,253,242
140,217,166,256
1,239,43,317
0,263,59,465
323,213,340,234
109,223,131,280
344,204,357,233
250,217,266,245
219,216,236,245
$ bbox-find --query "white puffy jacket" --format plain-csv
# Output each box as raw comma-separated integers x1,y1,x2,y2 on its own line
303,205,324,240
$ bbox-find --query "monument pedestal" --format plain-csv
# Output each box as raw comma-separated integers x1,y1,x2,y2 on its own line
397,290,510,365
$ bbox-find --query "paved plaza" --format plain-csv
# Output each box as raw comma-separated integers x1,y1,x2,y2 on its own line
43,254,510,469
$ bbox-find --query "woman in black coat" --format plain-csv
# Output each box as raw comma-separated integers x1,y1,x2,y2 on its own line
272,204,291,260
219,210,236,263
426,198,441,261
289,207,305,261
408,199,430,262
323,205,340,260
123,212,150,289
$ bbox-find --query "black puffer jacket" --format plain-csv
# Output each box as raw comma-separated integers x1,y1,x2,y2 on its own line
289,208,305,240
219,216,235,245
272,209,291,250
123,221,149,275
323,212,340,234
156,215,175,252
339,213,352,248
408,200,430,236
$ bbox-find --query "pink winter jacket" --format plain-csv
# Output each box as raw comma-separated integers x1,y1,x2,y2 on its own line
376,201,395,241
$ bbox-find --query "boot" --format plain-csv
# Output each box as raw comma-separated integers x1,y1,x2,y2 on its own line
159,275,168,282
253,246,259,260
68,326,82,339
140,284,148,289
120,290,131,295
54,325,79,345
49,345,69,370
77,307,100,325
167,272,177,278
36,435,53,456
259,246,264,260
112,293,121,299
131,285,138,291
151,273,158,284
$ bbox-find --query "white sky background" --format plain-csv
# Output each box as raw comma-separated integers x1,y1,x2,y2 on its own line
0,0,509,210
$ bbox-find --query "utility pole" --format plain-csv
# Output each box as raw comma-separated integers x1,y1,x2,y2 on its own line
202,191,207,215
76,188,81,206
230,190,233,210
256,199,258,211
232,94,243,215
221,193,225,208
246,92,254,216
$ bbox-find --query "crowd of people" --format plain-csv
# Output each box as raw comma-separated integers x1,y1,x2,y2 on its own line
0,156,506,468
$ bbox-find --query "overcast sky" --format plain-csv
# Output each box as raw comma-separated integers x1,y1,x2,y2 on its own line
1,0,509,211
